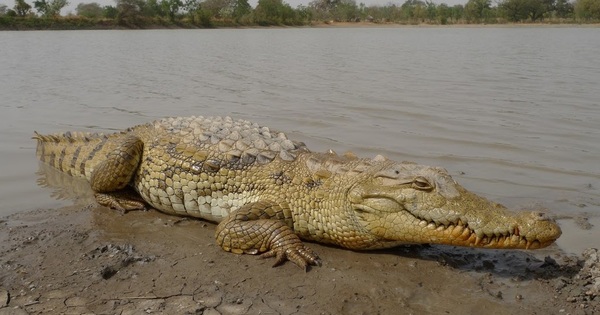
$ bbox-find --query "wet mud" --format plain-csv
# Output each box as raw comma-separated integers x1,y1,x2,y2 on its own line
0,203,598,315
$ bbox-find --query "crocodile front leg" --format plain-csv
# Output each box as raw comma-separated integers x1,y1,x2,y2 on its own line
90,135,145,212
215,201,321,270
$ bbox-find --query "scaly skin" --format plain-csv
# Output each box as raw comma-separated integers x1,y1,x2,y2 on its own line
33,116,562,270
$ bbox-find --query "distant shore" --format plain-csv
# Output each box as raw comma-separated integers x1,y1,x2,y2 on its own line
313,21,600,28
1,16,599,31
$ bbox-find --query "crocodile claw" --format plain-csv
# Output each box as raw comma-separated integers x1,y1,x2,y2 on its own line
260,245,321,271
95,192,146,213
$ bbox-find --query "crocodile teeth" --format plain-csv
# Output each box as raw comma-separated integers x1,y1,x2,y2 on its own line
493,236,502,244
414,218,537,248
451,225,465,237
460,228,471,240
475,235,483,246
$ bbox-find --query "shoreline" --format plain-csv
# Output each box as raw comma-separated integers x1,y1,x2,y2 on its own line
312,21,600,28
1,17,599,31
1,202,598,314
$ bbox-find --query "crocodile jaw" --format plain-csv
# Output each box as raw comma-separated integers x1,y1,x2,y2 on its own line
366,207,562,250
347,163,562,250
351,194,562,250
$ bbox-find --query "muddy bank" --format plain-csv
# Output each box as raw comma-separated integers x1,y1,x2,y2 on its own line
0,202,598,315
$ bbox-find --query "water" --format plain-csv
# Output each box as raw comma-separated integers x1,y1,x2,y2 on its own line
0,27,598,253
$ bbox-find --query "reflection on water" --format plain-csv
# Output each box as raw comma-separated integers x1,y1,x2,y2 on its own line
36,162,95,206
1,27,599,254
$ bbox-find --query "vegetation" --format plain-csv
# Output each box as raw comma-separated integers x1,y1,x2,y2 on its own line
0,0,599,30
33,0,69,17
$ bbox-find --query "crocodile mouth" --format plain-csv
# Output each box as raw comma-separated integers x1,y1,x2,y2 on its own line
417,218,550,249
353,197,560,250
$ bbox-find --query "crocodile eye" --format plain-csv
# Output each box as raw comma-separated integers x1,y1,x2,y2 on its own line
412,177,434,190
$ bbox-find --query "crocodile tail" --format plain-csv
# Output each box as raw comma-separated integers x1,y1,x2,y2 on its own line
33,131,112,179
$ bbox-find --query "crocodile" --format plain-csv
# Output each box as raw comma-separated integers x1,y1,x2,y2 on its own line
33,116,562,270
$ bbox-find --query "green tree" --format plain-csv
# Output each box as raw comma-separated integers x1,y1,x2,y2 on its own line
76,2,103,18
201,0,229,18
380,4,403,21
309,0,337,13
198,0,252,20
464,0,492,22
0,4,8,15
401,0,426,21
331,0,359,21
295,4,312,22
14,0,32,16
116,0,145,21
540,0,554,12
554,0,573,17
145,0,166,17
182,0,200,20
574,0,600,20
526,0,546,20
103,5,118,18
160,0,182,20
501,0,525,20
309,0,341,20
182,0,216,25
425,0,437,22
195,7,213,26
449,4,464,22
254,0,296,25
501,0,548,21
33,0,69,17
232,0,251,20
437,3,450,23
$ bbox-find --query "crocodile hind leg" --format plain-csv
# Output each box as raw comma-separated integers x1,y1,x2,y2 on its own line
215,200,321,271
90,135,145,212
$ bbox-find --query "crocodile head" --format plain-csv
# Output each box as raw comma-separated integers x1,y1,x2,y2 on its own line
346,161,562,250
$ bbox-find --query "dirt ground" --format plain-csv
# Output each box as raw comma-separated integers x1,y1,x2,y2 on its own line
0,168,598,314
0,204,597,315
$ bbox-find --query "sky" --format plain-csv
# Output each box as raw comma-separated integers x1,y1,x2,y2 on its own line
1,0,467,16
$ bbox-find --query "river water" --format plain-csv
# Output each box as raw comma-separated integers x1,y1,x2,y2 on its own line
0,27,598,253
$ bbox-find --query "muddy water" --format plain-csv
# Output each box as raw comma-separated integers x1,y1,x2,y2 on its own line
0,27,598,254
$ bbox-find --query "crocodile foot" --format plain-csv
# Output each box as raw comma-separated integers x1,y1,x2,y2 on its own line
95,192,146,213
260,243,321,271
216,200,322,271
